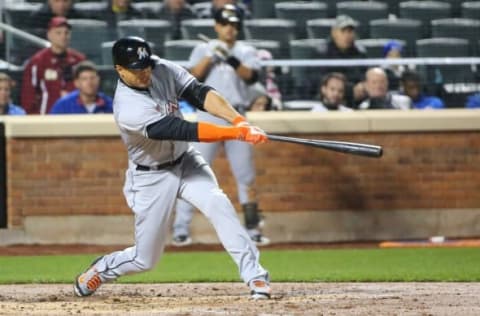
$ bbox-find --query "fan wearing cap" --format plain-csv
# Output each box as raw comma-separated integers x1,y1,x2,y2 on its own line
171,4,270,247
314,15,368,108
21,17,86,114
72,36,272,300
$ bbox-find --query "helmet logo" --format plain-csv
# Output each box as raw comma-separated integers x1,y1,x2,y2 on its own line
137,47,149,60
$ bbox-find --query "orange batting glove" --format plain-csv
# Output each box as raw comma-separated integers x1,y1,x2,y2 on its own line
238,125,268,144
233,115,268,144
233,115,249,127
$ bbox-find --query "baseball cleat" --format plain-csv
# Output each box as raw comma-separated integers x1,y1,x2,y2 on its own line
251,234,270,246
249,279,271,299
74,256,105,297
172,235,192,247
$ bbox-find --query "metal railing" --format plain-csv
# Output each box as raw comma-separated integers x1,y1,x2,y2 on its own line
0,21,50,66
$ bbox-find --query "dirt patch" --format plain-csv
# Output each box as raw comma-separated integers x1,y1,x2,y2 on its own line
0,283,479,315
0,242,378,256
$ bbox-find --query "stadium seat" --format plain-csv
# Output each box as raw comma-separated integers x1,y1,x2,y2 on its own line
131,2,164,18
274,2,328,39
336,1,389,38
283,100,321,111
164,40,201,61
243,19,296,58
72,2,108,19
399,1,451,38
461,2,480,20
289,39,326,59
324,0,344,17
101,41,115,66
356,38,407,58
438,0,462,16
191,2,210,17
416,37,469,57
380,0,400,16
239,40,282,59
180,19,216,40
369,19,422,56
68,19,109,64
3,2,42,30
288,39,326,94
3,2,42,65
98,67,118,98
251,0,291,18
306,18,337,39
431,18,480,55
416,38,474,89
117,19,172,57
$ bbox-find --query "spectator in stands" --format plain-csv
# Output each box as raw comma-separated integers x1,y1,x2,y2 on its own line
317,15,367,107
358,67,411,110
49,61,112,114
21,17,86,114
157,0,196,40
382,40,406,91
465,92,480,109
29,0,86,36
400,70,444,110
0,73,26,115
311,72,353,112
196,0,251,19
103,0,144,40
247,49,282,111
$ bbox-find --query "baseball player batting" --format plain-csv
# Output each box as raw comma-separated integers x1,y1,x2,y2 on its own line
172,4,269,247
73,36,271,299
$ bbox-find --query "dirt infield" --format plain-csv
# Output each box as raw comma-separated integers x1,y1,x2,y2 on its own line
1,282,479,315
0,242,377,256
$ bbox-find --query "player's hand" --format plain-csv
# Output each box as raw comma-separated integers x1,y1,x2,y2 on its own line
238,125,268,144
207,41,230,63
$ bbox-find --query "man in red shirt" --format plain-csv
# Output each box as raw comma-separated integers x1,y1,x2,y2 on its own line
21,16,85,114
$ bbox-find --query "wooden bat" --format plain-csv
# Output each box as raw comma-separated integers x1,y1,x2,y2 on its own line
267,134,383,158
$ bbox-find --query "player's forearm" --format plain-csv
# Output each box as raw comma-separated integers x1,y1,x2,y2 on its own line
145,116,242,143
226,56,258,83
236,64,257,82
190,57,212,80
203,90,242,124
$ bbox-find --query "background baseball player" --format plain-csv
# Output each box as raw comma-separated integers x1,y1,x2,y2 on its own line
73,36,271,299
172,4,269,247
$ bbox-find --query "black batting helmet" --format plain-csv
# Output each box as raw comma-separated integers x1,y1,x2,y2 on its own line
112,36,155,69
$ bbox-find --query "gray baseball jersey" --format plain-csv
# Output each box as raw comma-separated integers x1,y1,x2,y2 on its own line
173,41,260,239
92,57,269,285
189,40,260,108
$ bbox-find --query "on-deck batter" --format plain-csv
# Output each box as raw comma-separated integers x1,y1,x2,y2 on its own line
73,36,271,300
172,4,269,247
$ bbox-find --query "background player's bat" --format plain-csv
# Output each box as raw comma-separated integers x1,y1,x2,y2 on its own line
197,33,211,43
267,134,383,158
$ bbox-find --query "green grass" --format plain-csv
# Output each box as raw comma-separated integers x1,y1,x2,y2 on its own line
0,248,479,284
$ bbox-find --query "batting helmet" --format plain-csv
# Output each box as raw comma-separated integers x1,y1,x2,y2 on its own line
112,36,155,69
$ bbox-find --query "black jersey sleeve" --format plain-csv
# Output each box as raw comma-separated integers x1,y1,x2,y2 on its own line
146,116,199,141
180,80,213,111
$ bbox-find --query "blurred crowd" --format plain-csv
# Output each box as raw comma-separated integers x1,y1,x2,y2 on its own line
0,0,479,116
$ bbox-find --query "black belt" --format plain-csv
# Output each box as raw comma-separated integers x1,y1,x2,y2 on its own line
136,153,185,171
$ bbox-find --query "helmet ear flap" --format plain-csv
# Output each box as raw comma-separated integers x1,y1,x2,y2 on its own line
150,55,160,69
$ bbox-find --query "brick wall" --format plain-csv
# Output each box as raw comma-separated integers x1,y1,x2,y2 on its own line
6,131,480,228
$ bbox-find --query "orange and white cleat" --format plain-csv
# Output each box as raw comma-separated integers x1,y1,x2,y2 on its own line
74,257,105,297
249,279,272,299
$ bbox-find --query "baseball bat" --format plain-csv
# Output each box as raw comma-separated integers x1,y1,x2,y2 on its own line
267,134,383,158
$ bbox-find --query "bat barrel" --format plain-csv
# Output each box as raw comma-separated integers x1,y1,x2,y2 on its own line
267,134,383,158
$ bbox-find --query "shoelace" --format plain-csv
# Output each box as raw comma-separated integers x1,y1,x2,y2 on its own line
86,274,102,291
